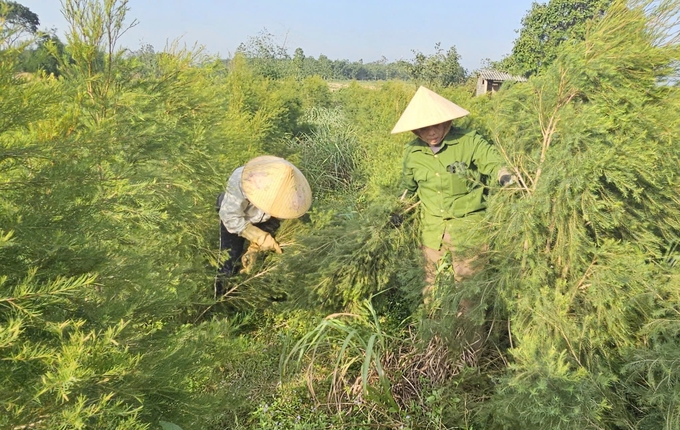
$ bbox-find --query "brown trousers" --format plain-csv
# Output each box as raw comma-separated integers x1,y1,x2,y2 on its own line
423,232,482,285
422,227,488,350
421,215,486,311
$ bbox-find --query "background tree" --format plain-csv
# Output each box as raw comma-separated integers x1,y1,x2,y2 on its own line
0,0,39,47
503,0,612,76
236,28,291,79
61,0,138,122
292,46,305,80
315,54,333,79
17,32,65,76
407,42,467,88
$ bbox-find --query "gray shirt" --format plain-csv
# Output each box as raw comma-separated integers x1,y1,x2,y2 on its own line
218,167,271,235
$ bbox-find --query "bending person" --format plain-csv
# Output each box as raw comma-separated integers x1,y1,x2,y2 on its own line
215,155,312,298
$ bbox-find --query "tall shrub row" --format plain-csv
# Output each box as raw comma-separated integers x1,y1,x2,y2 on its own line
0,2,330,428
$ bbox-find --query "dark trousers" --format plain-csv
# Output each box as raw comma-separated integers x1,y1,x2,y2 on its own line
215,192,280,297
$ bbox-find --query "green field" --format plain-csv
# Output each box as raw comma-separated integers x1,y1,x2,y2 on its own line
1,0,680,429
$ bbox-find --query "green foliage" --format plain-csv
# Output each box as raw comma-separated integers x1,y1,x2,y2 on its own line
60,0,139,123
236,29,291,80
621,289,680,429
286,106,364,199
283,301,394,404
503,0,612,76
247,394,342,429
0,1,38,31
0,273,147,429
298,75,332,110
0,1,314,428
229,29,411,82
0,0,39,47
260,200,422,311
333,81,415,197
473,0,680,427
407,42,468,88
17,32,66,76
3,0,680,428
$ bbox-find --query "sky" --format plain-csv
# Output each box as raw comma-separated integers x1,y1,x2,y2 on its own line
18,0,539,72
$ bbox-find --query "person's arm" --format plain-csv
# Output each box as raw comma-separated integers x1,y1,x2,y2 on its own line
470,132,514,185
400,145,418,199
389,145,419,227
219,167,282,253
219,167,250,234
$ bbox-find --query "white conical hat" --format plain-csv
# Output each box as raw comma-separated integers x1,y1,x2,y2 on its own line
391,86,470,134
241,155,312,219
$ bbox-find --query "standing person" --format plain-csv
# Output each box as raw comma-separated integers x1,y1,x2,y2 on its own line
392,86,513,314
215,155,312,298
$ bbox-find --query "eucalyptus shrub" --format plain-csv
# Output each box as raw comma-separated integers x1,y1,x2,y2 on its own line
464,1,680,427
0,1,313,428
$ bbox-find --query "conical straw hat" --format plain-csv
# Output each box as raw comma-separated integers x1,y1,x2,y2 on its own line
241,155,312,219
391,86,470,134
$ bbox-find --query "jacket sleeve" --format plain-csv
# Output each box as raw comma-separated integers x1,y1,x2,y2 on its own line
400,144,418,198
218,167,250,235
470,132,506,182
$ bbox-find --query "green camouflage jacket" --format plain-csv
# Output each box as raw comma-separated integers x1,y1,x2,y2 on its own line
401,127,505,249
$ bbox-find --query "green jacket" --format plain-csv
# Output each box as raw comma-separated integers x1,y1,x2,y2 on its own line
401,127,505,249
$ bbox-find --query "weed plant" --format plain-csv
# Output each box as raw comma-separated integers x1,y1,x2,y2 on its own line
286,106,364,200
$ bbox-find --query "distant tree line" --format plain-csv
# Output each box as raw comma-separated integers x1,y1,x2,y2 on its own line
4,0,615,84
3,0,469,89
229,29,468,85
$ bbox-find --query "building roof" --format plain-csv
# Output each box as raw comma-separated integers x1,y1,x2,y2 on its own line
477,70,527,82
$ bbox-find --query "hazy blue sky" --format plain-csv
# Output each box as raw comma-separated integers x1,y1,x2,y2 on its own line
19,0,538,71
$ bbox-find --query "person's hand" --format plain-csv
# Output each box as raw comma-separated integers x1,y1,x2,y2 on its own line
258,233,283,253
241,243,259,274
241,224,282,253
239,225,282,274
389,212,404,228
499,174,515,186
498,168,516,187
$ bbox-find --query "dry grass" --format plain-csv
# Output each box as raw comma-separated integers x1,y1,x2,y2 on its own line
384,329,484,409
327,80,379,92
